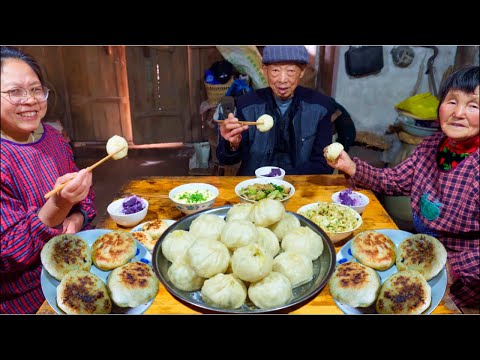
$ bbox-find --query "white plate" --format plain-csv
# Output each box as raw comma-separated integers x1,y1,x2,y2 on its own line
333,229,447,314
40,229,154,314
130,219,176,232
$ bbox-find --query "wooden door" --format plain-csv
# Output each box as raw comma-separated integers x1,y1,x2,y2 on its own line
61,46,133,143
125,46,190,144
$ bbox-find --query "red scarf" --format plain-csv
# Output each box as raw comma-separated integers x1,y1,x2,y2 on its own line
437,135,479,170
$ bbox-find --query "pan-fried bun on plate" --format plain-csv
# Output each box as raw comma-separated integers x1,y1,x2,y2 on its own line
396,234,447,281
107,261,159,308
131,231,155,252
92,231,137,271
57,270,112,314
41,234,91,281
376,270,431,314
141,219,170,241
329,261,381,308
351,230,396,271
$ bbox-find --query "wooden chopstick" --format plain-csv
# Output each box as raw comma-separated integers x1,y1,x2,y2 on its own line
214,119,263,126
44,146,126,200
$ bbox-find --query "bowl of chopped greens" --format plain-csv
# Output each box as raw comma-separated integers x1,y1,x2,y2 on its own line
234,178,295,204
297,202,362,243
255,166,285,180
331,189,370,214
107,195,149,227
169,183,219,215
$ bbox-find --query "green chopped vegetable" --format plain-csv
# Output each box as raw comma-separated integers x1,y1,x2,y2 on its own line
175,190,213,204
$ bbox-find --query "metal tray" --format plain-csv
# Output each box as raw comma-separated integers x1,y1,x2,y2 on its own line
152,205,336,313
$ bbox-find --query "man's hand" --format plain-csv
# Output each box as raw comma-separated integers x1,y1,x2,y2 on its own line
219,113,249,150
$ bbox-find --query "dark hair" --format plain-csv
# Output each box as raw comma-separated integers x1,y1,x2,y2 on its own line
437,65,479,116
0,46,45,85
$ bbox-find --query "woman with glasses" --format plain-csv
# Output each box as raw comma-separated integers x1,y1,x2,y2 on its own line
0,46,97,314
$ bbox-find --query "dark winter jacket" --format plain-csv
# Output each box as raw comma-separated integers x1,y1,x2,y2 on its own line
217,86,336,175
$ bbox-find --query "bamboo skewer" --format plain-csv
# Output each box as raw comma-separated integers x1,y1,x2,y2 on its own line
214,119,263,126
44,146,126,199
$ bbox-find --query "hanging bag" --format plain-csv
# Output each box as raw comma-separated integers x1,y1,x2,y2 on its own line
345,46,384,77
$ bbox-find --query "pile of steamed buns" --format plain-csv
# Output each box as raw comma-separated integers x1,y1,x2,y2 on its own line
161,198,324,310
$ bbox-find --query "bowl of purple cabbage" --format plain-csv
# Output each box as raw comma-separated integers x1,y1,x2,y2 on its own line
331,189,369,215
107,195,149,227
255,166,285,180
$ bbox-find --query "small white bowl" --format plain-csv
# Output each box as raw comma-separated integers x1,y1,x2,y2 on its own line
235,178,295,204
255,166,286,180
331,190,370,214
107,197,149,227
297,202,362,243
169,183,219,215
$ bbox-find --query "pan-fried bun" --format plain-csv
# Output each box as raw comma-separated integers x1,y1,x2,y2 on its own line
376,270,431,314
41,234,91,281
329,261,381,308
131,231,155,252
107,262,159,308
396,234,447,280
141,219,170,241
92,231,137,271
57,270,112,314
351,230,396,271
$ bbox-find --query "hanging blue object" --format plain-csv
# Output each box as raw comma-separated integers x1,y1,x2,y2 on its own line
225,79,252,97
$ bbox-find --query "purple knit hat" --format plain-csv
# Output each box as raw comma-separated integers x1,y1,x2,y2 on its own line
262,46,309,65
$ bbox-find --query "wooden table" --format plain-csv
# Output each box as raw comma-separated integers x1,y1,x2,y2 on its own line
37,175,461,315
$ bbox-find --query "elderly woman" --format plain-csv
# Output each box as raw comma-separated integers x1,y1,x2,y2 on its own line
324,65,479,310
1,46,96,313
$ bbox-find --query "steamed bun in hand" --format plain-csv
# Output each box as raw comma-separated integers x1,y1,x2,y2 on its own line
257,114,274,132
325,142,344,162
106,135,128,160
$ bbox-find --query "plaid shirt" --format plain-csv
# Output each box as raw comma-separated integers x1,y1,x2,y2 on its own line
351,132,479,308
0,125,96,314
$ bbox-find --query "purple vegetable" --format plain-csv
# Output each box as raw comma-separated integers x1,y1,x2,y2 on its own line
122,195,145,214
265,168,282,177
338,189,365,207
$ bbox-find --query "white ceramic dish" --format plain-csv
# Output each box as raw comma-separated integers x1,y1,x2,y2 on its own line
255,166,286,180
234,177,295,204
332,190,370,215
297,202,363,243
107,197,149,227
169,183,219,215
40,229,154,314
333,229,447,314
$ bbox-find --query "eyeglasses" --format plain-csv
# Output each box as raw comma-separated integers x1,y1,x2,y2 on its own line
1,85,50,105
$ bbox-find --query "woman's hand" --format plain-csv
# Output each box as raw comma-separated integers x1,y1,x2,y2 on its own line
219,113,249,150
62,212,84,234
323,148,357,176
39,169,93,228
54,169,92,206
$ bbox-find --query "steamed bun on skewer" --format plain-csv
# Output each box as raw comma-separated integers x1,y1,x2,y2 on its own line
257,114,274,132
106,135,129,160
325,142,344,161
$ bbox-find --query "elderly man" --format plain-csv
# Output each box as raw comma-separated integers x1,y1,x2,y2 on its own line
217,45,336,175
